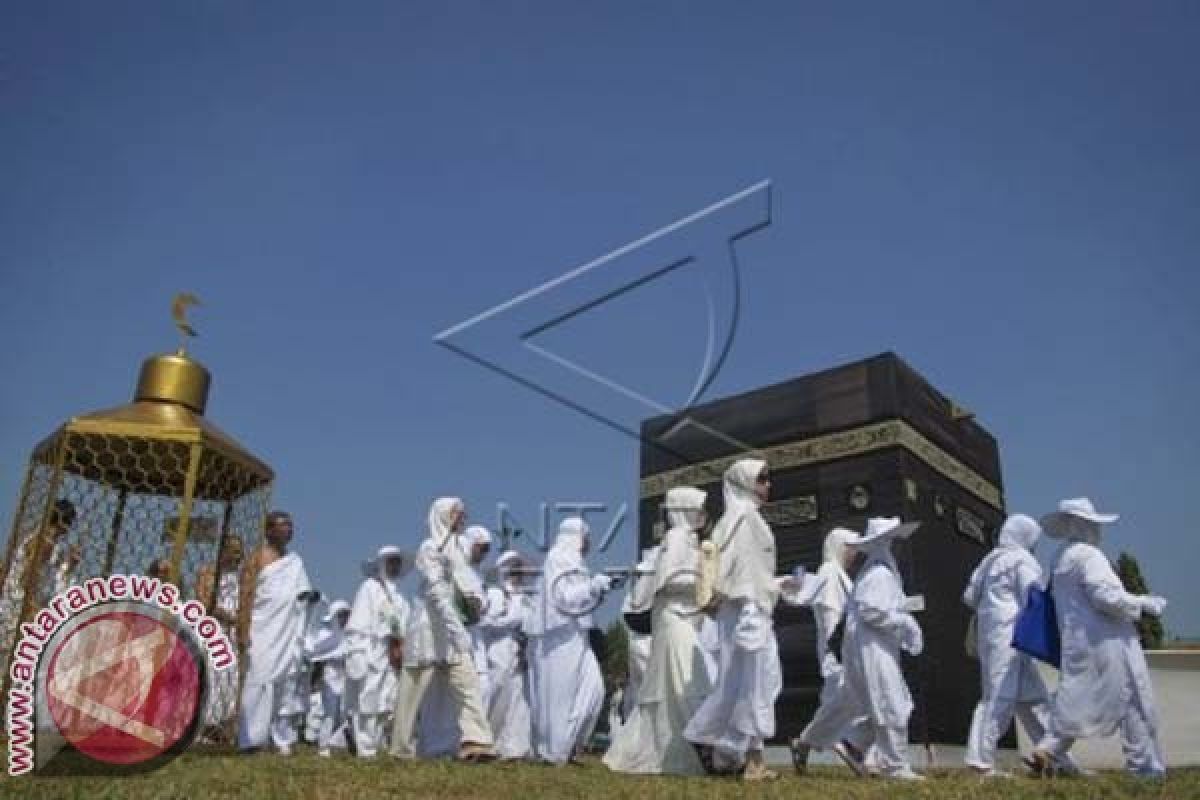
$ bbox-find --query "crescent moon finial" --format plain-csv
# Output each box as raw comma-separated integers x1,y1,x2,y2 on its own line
171,292,201,352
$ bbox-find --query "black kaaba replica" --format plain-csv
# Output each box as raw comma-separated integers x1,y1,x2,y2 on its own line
637,352,1004,746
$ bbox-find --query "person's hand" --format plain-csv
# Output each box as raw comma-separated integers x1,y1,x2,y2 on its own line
1141,596,1168,617
900,615,924,656
590,574,613,594
820,652,841,678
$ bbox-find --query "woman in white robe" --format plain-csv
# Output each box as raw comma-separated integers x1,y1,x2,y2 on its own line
1031,498,1167,778
480,550,534,760
963,514,1060,776
345,545,411,758
614,546,657,725
417,524,496,757
306,599,352,756
790,527,872,774
390,498,495,761
530,516,613,764
842,516,925,781
606,487,715,775
683,459,785,782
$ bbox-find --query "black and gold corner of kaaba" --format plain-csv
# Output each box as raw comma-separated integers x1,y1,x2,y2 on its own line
637,352,1004,747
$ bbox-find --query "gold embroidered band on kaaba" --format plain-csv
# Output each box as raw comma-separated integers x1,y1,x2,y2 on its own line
639,418,1003,510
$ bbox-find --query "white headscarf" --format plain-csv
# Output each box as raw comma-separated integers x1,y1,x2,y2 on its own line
429,496,464,549
665,486,707,532
494,550,524,590
551,516,589,565
361,544,412,580
822,527,862,573
713,458,767,550
323,599,351,624
460,525,493,562
997,514,1041,552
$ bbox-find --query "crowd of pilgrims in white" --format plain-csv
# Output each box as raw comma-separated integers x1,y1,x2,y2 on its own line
223,459,1169,782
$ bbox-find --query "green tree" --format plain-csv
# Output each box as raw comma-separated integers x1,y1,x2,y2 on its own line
1116,551,1164,650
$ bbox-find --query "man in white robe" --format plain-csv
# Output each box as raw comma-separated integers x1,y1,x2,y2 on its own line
238,510,318,754
530,516,613,765
480,550,534,760
306,599,352,756
841,516,924,781
390,498,496,761
789,527,873,774
1030,498,1168,778
345,545,411,758
683,459,788,782
963,514,1065,776
606,487,716,776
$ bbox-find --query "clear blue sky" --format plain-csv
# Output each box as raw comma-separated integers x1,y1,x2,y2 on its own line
2,2,1197,634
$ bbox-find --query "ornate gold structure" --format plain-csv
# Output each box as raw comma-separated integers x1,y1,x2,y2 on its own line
0,297,273,717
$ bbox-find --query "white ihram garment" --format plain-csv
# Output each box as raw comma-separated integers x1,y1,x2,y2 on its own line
963,515,1054,770
529,518,611,764
390,498,493,758
1038,538,1165,775
480,565,533,760
797,529,871,752
684,460,782,764
606,487,714,775
238,552,312,752
842,521,922,778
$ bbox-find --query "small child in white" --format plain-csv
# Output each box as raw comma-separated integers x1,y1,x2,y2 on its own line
305,600,352,756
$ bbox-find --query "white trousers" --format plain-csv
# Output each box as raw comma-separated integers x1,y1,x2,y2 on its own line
1038,696,1165,775
965,695,1049,770
798,667,872,751
351,712,389,757
389,662,493,758
867,725,911,776
318,686,345,752
238,673,301,752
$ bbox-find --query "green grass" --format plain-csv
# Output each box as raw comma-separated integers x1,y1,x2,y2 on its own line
2,750,1195,800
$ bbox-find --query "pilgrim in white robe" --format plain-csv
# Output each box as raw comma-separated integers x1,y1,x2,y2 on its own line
416,526,494,758
304,689,323,744
793,528,872,763
606,488,715,775
963,515,1055,773
306,601,351,755
480,554,533,760
345,557,410,757
684,460,782,776
203,570,241,728
842,518,924,780
530,517,611,764
1037,535,1166,775
390,498,494,760
616,547,657,722
237,551,313,753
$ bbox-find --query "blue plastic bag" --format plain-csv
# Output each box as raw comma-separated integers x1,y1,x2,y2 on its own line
1012,584,1061,668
